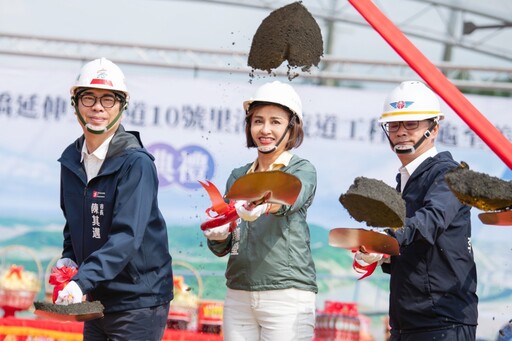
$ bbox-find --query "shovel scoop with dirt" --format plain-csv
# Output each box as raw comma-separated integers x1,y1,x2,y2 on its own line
34,300,104,322
248,1,323,78
34,265,104,321
339,177,405,228
445,162,512,226
329,177,405,256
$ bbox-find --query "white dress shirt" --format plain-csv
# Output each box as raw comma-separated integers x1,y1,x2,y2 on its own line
399,147,438,193
81,135,114,182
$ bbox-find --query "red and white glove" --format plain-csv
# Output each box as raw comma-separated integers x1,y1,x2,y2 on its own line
354,251,383,266
235,201,269,222
353,250,389,280
55,280,83,305
203,221,236,241
55,258,78,269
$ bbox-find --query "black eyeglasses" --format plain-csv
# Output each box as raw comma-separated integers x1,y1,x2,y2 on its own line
79,94,118,108
383,121,420,132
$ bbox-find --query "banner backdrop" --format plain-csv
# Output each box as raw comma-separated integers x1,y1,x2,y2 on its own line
1,66,510,226
1,65,511,337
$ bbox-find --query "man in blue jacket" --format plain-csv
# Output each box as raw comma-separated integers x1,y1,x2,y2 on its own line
355,81,478,340
55,58,173,340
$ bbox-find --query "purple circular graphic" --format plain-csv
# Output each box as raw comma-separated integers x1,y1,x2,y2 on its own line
147,143,214,189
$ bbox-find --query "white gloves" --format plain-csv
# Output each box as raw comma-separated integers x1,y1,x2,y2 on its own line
203,222,233,241
55,258,78,269
55,280,83,305
235,201,269,222
354,250,383,266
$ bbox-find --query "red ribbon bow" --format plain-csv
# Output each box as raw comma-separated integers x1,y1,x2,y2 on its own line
6,265,24,279
49,266,78,303
198,180,239,231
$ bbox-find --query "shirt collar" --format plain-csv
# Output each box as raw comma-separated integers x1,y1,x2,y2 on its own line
401,146,438,177
248,151,293,173
80,135,115,162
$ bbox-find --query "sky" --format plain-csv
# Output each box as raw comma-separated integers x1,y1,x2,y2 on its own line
0,0,511,79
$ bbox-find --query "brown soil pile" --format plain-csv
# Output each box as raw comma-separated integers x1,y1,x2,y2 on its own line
340,177,406,228
248,1,323,76
445,162,512,211
34,301,104,315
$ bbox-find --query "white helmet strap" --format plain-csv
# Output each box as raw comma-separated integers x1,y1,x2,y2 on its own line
382,119,438,155
257,114,297,154
71,91,128,135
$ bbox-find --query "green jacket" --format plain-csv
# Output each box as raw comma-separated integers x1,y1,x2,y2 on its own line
208,154,318,293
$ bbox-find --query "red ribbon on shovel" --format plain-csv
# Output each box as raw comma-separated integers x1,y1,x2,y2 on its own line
352,251,390,280
49,266,78,303
198,180,239,231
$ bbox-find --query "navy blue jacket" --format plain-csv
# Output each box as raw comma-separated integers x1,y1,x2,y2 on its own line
382,151,478,334
58,125,173,313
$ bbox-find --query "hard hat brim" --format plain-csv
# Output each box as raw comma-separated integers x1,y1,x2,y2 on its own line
243,99,303,121
70,85,129,100
378,112,444,123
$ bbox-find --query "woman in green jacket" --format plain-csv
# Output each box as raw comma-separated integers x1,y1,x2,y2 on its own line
204,81,318,341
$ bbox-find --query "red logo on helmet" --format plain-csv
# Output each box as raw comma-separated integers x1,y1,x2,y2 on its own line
90,78,113,87
90,69,113,87
396,101,406,109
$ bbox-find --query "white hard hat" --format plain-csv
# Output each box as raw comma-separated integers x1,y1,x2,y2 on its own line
243,81,303,121
70,58,129,99
379,81,444,123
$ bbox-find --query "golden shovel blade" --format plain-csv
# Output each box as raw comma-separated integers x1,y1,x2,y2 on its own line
328,228,399,256
225,171,301,206
478,210,512,226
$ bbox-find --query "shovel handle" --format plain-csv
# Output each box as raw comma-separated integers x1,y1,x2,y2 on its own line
348,0,512,168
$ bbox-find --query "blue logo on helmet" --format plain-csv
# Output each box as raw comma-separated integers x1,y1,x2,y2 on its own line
390,101,414,109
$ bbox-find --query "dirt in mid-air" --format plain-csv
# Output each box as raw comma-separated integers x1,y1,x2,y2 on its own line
248,1,323,80
445,162,512,211
339,177,406,228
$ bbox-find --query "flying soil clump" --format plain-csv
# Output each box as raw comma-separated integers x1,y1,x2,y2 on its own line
340,177,406,228
248,1,323,78
445,162,512,211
